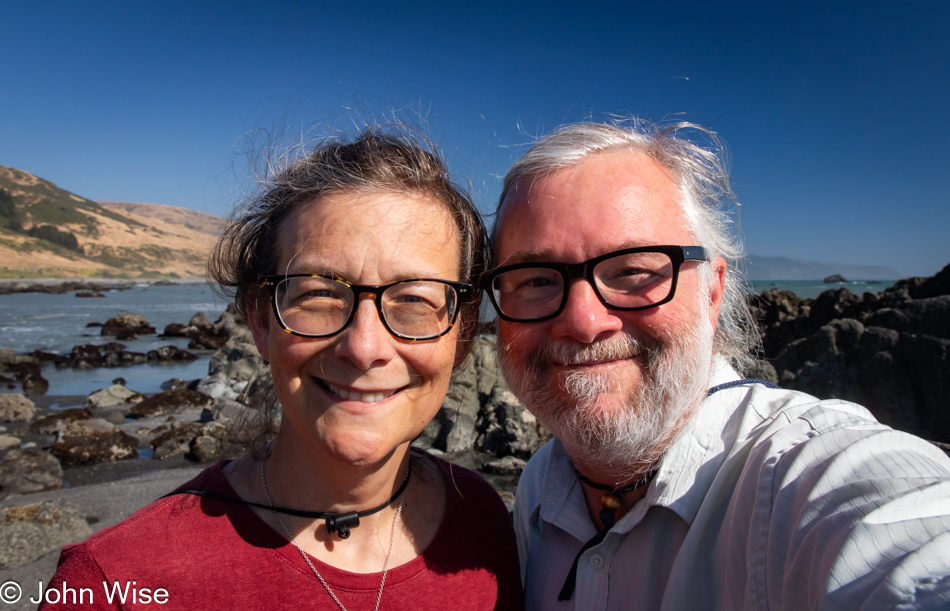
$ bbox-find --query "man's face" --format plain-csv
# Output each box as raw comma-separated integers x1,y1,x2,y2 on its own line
494,150,726,479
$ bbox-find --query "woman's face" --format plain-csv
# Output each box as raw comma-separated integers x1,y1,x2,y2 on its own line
249,190,462,468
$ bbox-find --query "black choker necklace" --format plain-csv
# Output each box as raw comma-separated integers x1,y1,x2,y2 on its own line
572,467,658,530
260,460,412,539
165,461,411,540
558,466,658,602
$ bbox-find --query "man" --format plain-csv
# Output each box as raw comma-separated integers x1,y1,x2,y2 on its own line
485,120,950,609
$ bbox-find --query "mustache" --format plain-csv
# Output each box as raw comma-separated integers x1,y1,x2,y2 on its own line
528,334,659,368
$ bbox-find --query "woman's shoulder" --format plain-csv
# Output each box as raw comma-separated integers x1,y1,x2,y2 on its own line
64,460,240,556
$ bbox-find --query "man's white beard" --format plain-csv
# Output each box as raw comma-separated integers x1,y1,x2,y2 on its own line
499,305,715,484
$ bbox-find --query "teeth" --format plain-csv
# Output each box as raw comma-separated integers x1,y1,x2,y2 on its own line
324,381,393,404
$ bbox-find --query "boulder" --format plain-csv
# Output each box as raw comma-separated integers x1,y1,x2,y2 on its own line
0,448,64,498
190,311,213,330
198,334,265,401
100,312,156,338
152,422,205,460
0,393,36,422
161,377,193,392
85,384,146,410
823,274,847,283
482,455,527,476
0,434,20,449
51,427,138,465
147,345,198,362
130,390,213,419
30,408,94,435
0,500,92,569
475,386,548,458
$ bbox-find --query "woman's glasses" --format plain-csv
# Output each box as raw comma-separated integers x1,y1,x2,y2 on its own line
258,274,476,341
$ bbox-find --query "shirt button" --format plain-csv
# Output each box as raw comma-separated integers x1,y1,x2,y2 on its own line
589,554,605,569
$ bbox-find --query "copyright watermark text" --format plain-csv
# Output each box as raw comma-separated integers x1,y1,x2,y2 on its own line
1,580,168,605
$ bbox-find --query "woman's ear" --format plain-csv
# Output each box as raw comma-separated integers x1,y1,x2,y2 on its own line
246,295,272,363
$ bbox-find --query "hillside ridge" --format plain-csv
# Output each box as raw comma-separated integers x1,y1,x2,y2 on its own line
0,165,223,279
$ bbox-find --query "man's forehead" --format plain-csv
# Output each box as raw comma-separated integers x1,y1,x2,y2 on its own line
495,150,690,264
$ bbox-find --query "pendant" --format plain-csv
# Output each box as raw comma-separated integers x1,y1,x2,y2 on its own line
601,492,622,512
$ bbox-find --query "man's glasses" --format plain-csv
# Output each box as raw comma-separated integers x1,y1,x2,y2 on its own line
258,274,476,341
483,245,708,323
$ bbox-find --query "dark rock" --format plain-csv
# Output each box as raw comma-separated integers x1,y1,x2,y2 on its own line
101,312,156,338
824,274,847,283
152,422,204,460
0,500,92,569
865,296,950,340
188,334,227,350
891,263,950,300
475,386,548,459
51,428,139,465
147,345,198,362
755,263,950,443
190,312,213,330
162,322,192,337
161,377,192,392
130,390,213,419
29,350,70,366
0,448,64,498
30,408,94,435
482,455,527,476
75,290,105,298
190,435,221,462
809,288,860,327
900,333,950,442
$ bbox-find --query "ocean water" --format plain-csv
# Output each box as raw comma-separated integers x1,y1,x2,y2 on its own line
0,282,228,400
747,279,896,300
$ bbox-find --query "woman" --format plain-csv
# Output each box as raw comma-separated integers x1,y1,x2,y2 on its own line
42,126,522,609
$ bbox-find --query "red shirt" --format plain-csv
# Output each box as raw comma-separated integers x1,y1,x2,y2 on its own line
41,457,523,610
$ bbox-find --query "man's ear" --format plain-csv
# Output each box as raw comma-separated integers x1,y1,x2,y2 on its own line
708,257,727,331
246,296,272,363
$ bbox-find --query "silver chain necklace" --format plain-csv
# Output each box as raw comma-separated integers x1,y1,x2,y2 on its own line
260,459,405,611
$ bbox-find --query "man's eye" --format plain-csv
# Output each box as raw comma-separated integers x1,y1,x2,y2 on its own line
521,277,555,289
617,268,650,278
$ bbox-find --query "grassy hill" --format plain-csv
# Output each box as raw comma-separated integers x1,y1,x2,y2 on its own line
0,165,222,279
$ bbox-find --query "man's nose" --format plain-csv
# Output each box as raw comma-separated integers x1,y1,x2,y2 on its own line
550,278,623,343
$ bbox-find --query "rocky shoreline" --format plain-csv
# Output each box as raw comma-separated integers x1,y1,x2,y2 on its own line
2,263,949,597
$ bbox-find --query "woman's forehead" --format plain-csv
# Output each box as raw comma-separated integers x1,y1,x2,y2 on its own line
275,190,461,278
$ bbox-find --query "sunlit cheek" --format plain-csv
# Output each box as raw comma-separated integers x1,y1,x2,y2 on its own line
497,323,539,359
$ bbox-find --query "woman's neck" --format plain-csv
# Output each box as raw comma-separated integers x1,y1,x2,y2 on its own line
264,434,411,513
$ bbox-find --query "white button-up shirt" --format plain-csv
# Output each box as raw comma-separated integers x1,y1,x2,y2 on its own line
514,361,950,610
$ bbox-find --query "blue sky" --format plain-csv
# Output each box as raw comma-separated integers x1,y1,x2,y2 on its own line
2,1,947,277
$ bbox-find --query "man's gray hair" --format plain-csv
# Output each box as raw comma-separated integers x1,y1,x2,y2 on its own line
493,119,760,373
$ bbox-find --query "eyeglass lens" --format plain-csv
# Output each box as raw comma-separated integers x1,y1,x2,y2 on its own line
491,250,677,320
274,276,457,339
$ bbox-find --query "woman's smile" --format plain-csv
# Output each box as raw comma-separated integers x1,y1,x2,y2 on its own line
319,378,404,404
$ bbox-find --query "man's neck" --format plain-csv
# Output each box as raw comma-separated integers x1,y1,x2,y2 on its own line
579,478,651,530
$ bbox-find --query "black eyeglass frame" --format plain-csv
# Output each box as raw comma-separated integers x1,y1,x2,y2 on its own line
258,274,477,341
482,245,708,323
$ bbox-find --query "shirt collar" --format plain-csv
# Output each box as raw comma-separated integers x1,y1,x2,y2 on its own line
536,358,743,536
